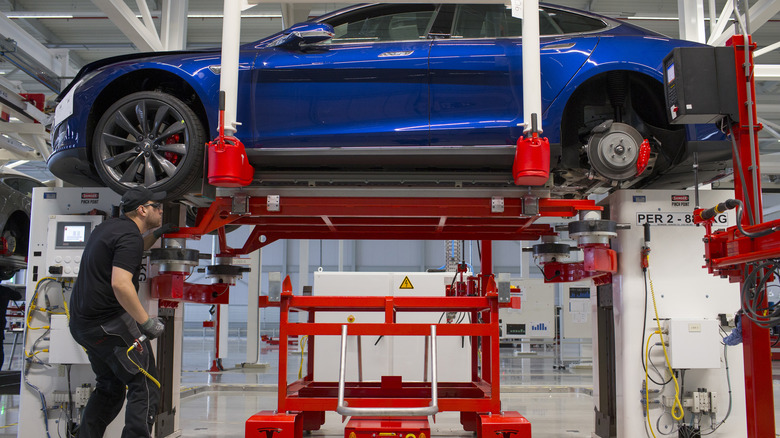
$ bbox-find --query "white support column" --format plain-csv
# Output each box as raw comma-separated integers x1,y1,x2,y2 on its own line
161,0,189,50
246,246,263,364
280,3,312,28
219,0,242,135
218,303,229,360
678,0,706,43
299,239,310,289
338,240,344,272
521,0,542,134
91,0,164,52
708,0,717,35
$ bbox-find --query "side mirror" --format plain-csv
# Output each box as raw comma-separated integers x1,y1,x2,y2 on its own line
272,22,334,49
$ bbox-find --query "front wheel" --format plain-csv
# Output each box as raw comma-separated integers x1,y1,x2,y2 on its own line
92,91,206,199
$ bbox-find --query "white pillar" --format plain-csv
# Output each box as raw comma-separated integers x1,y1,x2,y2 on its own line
219,0,242,135
246,247,263,363
521,0,542,134
678,0,706,43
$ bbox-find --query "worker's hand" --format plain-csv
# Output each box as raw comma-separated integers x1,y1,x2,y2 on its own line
140,317,165,340
153,223,179,239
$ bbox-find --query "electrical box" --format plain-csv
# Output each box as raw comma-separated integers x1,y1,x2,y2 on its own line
663,47,738,125
664,319,720,369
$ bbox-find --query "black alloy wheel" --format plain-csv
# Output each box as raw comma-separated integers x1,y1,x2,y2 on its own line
92,91,206,199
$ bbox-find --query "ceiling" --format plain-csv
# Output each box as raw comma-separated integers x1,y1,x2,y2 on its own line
0,0,778,182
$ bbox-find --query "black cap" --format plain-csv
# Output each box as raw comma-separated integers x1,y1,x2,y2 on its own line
119,187,167,213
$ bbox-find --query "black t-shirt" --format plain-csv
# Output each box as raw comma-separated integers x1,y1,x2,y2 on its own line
70,216,144,329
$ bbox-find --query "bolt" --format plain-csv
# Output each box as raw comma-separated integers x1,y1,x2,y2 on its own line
145,152,151,157
615,144,625,155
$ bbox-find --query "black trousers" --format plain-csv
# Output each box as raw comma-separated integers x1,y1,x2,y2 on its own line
70,312,160,438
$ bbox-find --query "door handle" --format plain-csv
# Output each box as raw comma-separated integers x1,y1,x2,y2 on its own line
542,42,576,50
379,51,414,57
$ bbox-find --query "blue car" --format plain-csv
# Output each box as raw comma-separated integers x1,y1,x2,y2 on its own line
49,3,730,199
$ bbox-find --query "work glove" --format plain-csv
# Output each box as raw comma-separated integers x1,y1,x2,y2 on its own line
140,317,165,340
153,223,179,239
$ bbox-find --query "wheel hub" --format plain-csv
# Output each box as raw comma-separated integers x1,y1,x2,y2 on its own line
587,121,644,181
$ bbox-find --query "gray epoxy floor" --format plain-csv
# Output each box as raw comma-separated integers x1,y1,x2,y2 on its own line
1,333,778,437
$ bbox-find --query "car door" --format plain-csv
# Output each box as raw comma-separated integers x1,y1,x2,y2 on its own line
251,4,438,149
429,5,600,147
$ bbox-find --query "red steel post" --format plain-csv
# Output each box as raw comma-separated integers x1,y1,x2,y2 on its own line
728,34,774,438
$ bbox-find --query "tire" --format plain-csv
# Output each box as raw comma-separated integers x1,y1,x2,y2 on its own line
92,91,206,199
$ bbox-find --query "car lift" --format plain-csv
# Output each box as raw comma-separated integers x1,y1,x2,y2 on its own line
148,188,616,438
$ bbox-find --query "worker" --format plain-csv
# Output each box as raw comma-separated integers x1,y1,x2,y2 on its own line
69,187,176,438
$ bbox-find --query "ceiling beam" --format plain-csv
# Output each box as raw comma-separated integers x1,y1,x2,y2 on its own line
756,65,780,81
0,11,78,87
91,0,164,52
710,0,780,47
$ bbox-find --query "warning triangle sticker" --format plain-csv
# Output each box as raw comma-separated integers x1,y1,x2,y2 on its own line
399,276,414,289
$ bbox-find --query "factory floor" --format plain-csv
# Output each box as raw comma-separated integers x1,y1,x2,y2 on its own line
1,333,779,437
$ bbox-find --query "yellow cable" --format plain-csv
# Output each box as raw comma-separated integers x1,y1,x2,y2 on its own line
0,423,17,429
645,332,658,438
648,271,684,421
126,344,161,388
298,335,308,379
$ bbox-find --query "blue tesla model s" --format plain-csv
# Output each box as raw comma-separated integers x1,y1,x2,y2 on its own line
48,3,730,199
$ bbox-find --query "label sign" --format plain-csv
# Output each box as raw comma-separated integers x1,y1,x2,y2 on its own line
399,276,414,289
637,212,727,226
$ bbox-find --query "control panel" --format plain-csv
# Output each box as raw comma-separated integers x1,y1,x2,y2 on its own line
45,215,103,277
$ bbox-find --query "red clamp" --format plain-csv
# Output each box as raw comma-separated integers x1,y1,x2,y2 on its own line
207,92,254,187
636,139,651,177
513,132,551,186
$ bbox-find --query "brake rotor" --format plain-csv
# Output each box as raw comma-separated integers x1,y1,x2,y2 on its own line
587,121,644,181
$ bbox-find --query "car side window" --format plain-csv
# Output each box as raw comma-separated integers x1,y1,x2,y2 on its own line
451,5,605,38
327,4,437,43
1,177,42,196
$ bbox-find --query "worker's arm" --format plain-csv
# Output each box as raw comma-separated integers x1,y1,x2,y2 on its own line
142,233,158,251
111,266,149,324
143,223,179,250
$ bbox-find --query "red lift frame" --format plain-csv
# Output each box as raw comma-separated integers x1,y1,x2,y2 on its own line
154,191,611,437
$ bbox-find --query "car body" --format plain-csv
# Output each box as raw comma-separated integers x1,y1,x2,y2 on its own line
48,3,731,199
0,169,45,279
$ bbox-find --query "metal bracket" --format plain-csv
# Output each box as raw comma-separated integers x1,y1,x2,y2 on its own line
268,271,281,302
523,195,539,216
491,197,504,213
497,272,511,303
267,195,280,212
231,192,249,215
